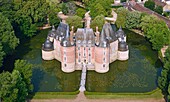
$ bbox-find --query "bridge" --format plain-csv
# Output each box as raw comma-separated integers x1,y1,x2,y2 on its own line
79,63,87,92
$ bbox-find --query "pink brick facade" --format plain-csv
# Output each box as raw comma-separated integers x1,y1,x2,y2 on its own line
42,50,54,60
95,47,110,73
60,46,75,72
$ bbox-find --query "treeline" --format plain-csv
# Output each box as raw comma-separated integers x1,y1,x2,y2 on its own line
115,7,170,101
0,60,33,102
115,7,170,51
0,0,61,101
0,0,63,68
158,47,170,101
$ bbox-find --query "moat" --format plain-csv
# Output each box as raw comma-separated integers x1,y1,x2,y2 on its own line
2,29,162,93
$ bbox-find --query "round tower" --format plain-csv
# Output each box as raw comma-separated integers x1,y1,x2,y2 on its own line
53,25,61,61
117,40,129,61
95,28,110,73
54,33,61,61
104,23,118,63
60,25,75,73
42,38,54,60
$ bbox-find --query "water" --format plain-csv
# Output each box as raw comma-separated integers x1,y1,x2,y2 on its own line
2,29,161,92
86,29,161,92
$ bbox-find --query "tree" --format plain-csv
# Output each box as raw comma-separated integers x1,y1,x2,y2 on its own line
0,43,5,67
91,15,105,32
66,15,83,31
144,0,155,11
0,70,27,102
0,0,16,24
60,2,69,14
0,13,19,55
14,60,33,94
158,69,169,94
125,11,142,29
90,3,107,18
14,0,50,37
49,11,60,27
140,15,170,50
88,0,113,12
66,2,77,15
158,47,170,99
0,71,12,102
76,8,86,18
155,6,163,15
116,7,129,28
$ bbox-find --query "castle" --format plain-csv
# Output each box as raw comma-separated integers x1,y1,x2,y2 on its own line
42,12,129,73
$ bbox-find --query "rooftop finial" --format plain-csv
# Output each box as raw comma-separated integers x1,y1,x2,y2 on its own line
119,26,122,31
84,11,91,28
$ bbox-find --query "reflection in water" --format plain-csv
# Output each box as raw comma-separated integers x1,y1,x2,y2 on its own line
86,30,159,93
3,29,161,92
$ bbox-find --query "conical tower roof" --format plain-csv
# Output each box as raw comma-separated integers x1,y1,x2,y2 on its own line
104,23,117,42
116,26,126,38
98,26,109,48
42,38,54,51
60,24,72,47
48,25,56,38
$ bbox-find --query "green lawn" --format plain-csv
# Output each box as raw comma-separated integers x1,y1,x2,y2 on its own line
30,88,163,99
85,88,163,99
30,91,79,99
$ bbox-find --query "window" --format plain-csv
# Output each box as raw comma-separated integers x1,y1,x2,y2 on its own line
89,54,91,56
78,47,80,50
65,64,67,67
103,64,105,67
104,52,105,55
79,53,81,56
64,57,66,61
103,58,105,62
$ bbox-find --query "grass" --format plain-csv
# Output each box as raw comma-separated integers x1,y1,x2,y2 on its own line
85,88,163,99
30,91,79,99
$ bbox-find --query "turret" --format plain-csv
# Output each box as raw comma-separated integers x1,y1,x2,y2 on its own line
103,23,118,63
117,36,129,61
60,24,75,73
54,22,67,61
48,25,56,42
42,38,54,60
95,26,110,73
116,27,126,42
